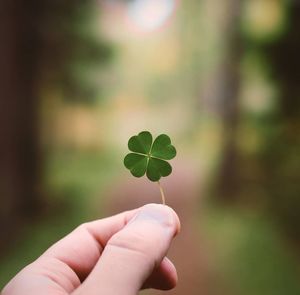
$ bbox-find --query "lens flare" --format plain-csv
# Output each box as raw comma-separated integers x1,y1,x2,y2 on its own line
127,0,176,32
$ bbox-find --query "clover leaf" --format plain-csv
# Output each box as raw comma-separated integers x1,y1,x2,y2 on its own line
124,131,176,204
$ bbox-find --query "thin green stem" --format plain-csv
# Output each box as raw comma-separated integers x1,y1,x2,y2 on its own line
157,181,166,205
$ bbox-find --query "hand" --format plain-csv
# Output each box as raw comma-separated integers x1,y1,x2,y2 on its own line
2,204,180,295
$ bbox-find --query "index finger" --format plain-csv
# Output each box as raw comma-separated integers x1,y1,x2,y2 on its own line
40,208,139,281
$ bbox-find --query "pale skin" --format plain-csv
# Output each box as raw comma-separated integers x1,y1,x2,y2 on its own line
2,204,180,295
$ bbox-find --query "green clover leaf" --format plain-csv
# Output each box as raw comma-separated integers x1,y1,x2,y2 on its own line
124,131,176,182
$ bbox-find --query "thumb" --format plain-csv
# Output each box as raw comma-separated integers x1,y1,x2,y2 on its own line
73,204,180,295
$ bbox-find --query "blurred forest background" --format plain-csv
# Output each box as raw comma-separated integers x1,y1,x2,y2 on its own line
1,0,300,294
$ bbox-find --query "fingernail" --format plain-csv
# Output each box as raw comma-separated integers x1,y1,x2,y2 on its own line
131,204,180,235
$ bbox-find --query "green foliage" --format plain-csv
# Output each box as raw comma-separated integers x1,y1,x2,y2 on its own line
40,0,113,104
204,206,300,295
124,131,176,182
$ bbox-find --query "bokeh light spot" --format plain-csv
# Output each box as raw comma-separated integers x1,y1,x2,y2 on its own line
127,0,175,32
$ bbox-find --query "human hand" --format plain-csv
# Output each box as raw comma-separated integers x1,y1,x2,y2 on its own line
2,204,180,295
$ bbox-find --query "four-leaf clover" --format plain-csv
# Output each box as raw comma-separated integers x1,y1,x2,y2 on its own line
124,131,176,182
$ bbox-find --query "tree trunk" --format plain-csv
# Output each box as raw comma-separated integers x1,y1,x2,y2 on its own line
262,2,300,239
0,0,41,249
211,0,243,202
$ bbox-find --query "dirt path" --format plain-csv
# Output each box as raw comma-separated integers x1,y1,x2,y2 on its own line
104,159,220,295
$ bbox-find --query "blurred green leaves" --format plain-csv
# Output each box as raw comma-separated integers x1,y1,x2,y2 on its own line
241,0,288,43
40,0,114,104
124,131,176,182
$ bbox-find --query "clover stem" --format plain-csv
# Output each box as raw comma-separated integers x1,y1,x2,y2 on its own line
157,181,166,205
